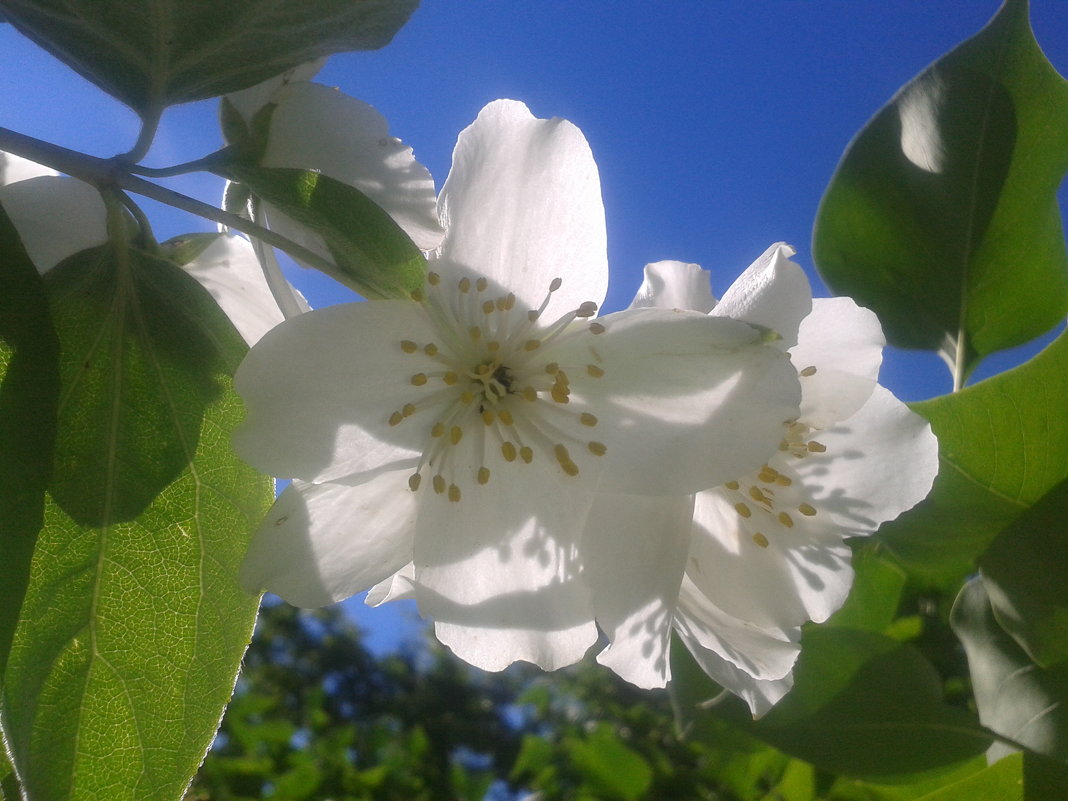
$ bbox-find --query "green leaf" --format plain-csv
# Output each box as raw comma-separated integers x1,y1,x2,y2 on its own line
825,544,907,632
225,165,426,299
1024,752,1068,801
980,479,1068,667
564,724,653,801
0,0,419,115
812,0,1068,380
673,628,992,780
0,203,59,682
879,331,1068,583
950,578,1068,763
912,753,1022,801
1,247,271,799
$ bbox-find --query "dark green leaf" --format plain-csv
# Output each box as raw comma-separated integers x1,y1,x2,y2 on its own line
1024,752,1068,801
826,544,907,632
951,578,1068,763
158,232,223,266
1,0,419,114
673,627,992,780
812,0,1068,379
1,252,271,798
0,203,59,681
980,479,1068,667
225,165,426,299
879,331,1068,583
564,724,653,801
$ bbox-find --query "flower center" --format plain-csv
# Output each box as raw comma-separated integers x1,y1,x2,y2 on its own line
388,271,608,502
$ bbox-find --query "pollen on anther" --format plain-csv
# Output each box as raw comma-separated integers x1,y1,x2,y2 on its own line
458,277,471,293
799,365,818,377
725,480,740,491
402,403,416,418
427,272,441,286
749,486,771,505
807,441,827,453
432,475,446,494
524,339,541,351
431,422,445,438
448,484,462,502
778,512,794,528
551,387,570,404
554,444,579,476
580,413,598,427
443,371,459,385
476,277,488,292
482,410,495,426
388,411,403,427
775,475,793,487
527,310,540,322
752,532,770,548
587,441,606,456
735,502,752,518
410,288,424,302
450,426,463,445
586,364,605,377
545,362,559,375
521,386,538,402
798,503,817,516
487,341,500,353
461,391,475,404
411,373,428,386
498,409,515,426
502,442,518,462
408,473,421,491
400,340,418,353
470,326,482,341
424,343,439,356
478,467,491,485
520,446,534,464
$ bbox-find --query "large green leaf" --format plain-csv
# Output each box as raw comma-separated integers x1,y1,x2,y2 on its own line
225,165,427,300
878,331,1068,583
672,627,992,780
980,479,1068,667
912,753,1021,801
0,204,59,682
1,0,418,115
812,0,1068,380
0,245,271,800
564,724,654,801
951,578,1068,764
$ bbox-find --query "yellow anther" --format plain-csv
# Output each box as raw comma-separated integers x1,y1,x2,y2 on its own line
545,362,559,375
411,373,428,386
554,444,579,476
734,502,752,518
527,310,540,322
482,410,495,426
798,503,817,516
586,364,605,378
807,441,827,453
799,365,818,377
758,467,779,484
521,386,538,402
502,442,518,462
749,486,771,505
520,446,534,464
400,340,418,353
587,441,607,456
427,271,441,285
487,341,500,353
478,467,491,485
410,288,424,302
388,411,404,427
460,391,476,405
458,277,471,293
752,532,770,548
450,426,464,445
498,409,515,426
476,277,488,292
724,481,741,491
580,412,598,427
524,339,541,351
778,512,794,528
775,474,793,487
589,322,606,334
408,473,421,491
431,422,446,438
424,343,439,357
551,387,570,404
432,475,446,494
549,277,563,292
504,293,516,310
477,363,492,376
448,484,461,503
402,403,416,417
470,326,482,341
443,371,459,385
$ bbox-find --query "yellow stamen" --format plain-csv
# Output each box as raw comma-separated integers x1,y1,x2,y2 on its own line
400,340,418,353
798,503,817,516
478,467,491,485
752,532,769,548
502,442,517,462
587,441,607,456
450,426,463,445
448,484,461,502
388,411,403,427
735,502,752,518
580,413,598,427
778,512,794,528
586,364,605,377
408,473,421,491
411,373,428,386
432,475,446,494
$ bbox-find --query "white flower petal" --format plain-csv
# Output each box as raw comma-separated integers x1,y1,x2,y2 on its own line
434,99,607,315
711,243,811,349
1,150,57,184
584,494,695,688
366,562,416,606
234,300,437,482
412,461,598,672
790,297,884,427
262,82,442,250
0,176,107,273
181,234,307,345
239,472,417,608
570,308,801,494
223,59,326,126
796,383,938,536
629,260,715,313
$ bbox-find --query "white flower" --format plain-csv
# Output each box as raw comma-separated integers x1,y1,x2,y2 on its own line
234,100,802,674
597,246,938,716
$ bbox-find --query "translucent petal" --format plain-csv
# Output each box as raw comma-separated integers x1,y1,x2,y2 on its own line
790,297,884,427
366,562,415,606
412,455,598,671
223,59,326,126
711,243,811,349
1,150,56,184
795,384,938,536
584,494,695,688
0,176,107,273
565,308,801,494
434,99,607,315
239,472,417,608
262,82,442,250
629,260,715,313
233,300,438,481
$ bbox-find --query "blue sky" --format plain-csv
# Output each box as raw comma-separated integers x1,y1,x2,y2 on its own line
2,1,1066,651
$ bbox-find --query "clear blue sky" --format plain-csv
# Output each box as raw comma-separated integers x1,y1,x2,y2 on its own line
2,1,1066,651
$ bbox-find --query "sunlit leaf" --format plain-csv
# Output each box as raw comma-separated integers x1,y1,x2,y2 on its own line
879,331,1068,583
0,203,58,682
224,165,426,299
980,479,1068,667
825,544,907,632
0,245,271,800
950,578,1068,764
564,724,653,801
673,627,992,780
812,0,1068,380
0,0,419,115
912,753,1022,801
